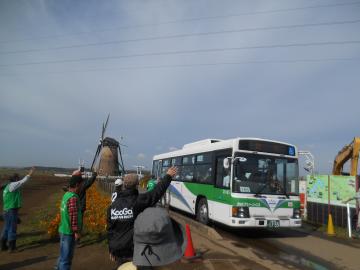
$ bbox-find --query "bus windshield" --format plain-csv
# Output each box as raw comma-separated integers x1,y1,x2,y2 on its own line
232,153,299,195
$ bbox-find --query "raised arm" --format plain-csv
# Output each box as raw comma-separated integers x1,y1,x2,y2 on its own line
135,167,177,212
81,171,98,191
8,167,35,192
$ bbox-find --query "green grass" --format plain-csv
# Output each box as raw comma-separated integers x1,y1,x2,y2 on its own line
16,191,64,249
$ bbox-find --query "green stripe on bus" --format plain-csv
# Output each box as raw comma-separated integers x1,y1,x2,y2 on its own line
183,182,299,209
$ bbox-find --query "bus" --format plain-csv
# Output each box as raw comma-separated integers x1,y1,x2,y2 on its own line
152,138,301,228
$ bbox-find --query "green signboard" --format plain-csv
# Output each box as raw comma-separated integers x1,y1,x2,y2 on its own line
307,175,356,208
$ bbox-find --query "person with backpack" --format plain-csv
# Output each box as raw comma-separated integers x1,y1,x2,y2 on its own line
107,167,177,268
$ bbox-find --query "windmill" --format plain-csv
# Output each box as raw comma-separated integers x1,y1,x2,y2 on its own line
90,114,126,176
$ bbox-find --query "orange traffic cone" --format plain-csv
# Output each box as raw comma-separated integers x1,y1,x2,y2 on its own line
184,224,196,258
183,224,201,261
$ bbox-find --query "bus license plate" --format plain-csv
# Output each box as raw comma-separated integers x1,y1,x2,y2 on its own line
267,220,280,228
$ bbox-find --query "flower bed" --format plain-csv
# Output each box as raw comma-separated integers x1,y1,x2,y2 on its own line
44,185,110,238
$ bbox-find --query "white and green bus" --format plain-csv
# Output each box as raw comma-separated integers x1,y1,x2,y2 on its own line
152,138,301,228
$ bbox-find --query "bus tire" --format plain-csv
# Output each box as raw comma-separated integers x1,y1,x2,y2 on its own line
196,198,209,225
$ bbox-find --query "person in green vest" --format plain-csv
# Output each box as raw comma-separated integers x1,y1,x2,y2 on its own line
55,173,84,270
1,167,35,252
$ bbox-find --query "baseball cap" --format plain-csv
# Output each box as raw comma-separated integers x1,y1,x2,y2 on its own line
115,178,123,186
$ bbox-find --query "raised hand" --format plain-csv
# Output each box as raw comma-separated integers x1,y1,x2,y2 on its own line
166,166,178,178
28,167,35,176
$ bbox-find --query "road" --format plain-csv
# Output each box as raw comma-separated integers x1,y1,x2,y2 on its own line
170,207,360,270
213,224,360,270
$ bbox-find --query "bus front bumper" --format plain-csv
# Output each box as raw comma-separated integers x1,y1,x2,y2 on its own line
228,217,302,228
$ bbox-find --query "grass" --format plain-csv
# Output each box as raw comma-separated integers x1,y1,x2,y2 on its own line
16,190,63,249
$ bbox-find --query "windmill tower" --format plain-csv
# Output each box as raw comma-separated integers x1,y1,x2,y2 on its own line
90,114,126,176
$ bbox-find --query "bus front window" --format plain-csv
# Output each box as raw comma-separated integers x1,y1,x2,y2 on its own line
232,154,298,195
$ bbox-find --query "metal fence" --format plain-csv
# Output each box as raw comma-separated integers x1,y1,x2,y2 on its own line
306,202,357,228
97,178,115,194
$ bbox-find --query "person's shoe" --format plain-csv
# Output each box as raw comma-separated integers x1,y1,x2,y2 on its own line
8,240,16,253
1,238,8,251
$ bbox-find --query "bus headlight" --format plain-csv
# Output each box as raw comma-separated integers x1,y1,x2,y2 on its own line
292,208,301,219
232,207,250,218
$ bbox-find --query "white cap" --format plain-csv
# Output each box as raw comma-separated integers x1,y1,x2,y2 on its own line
117,262,136,270
115,178,123,186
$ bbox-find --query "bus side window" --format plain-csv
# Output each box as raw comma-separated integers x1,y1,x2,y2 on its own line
171,157,182,181
215,157,230,189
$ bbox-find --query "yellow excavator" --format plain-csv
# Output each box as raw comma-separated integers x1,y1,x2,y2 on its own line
332,137,360,176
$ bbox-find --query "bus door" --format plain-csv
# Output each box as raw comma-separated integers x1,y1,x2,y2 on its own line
168,157,188,211
212,154,231,223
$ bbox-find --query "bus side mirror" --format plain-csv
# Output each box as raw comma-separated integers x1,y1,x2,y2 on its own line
223,158,230,169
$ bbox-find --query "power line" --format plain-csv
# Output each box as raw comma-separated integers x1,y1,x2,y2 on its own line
0,57,358,77
0,40,359,68
1,19,359,55
1,1,359,44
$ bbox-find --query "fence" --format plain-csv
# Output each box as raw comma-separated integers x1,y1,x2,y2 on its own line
97,177,116,194
307,202,357,228
96,177,170,208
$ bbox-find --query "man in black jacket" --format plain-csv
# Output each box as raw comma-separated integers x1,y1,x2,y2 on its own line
107,167,177,266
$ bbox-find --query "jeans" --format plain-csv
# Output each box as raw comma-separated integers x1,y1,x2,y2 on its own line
56,234,75,270
1,209,18,241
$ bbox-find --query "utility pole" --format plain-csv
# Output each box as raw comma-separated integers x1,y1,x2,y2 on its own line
133,165,145,178
298,150,315,175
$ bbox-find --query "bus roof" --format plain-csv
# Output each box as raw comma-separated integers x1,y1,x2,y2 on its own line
153,137,297,160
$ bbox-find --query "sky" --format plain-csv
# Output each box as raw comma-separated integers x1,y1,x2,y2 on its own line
0,0,359,175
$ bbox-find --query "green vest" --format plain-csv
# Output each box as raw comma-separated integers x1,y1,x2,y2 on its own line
3,184,21,211
147,179,157,191
58,192,82,235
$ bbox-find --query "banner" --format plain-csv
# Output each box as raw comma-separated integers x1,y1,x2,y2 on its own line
307,175,356,208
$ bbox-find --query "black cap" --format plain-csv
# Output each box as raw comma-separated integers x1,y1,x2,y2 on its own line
10,173,20,182
69,175,83,188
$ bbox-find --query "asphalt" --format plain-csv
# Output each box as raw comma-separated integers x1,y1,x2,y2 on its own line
162,210,274,270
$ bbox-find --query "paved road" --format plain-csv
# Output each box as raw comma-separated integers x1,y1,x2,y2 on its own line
214,224,360,270
170,207,360,270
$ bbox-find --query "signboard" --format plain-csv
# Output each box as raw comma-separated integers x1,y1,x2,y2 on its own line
307,175,356,208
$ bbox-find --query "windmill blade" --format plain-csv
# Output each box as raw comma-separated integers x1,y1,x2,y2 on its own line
119,143,128,148
101,113,110,140
90,144,102,171
118,145,126,175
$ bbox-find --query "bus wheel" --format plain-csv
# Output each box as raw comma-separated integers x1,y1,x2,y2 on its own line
196,198,209,225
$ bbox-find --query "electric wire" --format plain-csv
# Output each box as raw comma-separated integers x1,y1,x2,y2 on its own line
1,19,359,55
1,1,359,44
1,40,359,68
0,57,358,77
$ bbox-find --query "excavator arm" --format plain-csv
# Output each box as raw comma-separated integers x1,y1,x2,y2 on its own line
332,137,360,176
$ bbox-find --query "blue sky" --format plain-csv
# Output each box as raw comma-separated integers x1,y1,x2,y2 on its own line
0,0,359,175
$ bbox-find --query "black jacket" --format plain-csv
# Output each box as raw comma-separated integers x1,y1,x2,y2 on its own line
107,174,172,257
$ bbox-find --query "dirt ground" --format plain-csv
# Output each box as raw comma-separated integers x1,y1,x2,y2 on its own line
0,175,117,270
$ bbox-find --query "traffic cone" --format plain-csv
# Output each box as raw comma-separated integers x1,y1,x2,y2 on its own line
327,214,336,236
184,224,201,260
